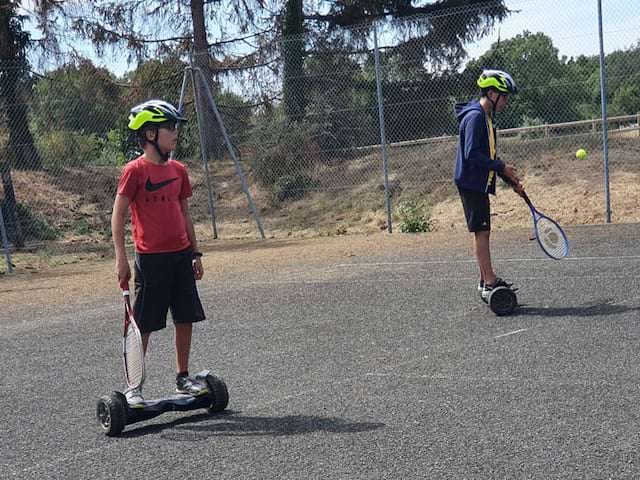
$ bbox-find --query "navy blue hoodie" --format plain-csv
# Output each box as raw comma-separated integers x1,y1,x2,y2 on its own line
453,100,505,194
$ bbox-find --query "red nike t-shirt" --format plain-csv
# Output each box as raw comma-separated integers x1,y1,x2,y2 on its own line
117,156,193,253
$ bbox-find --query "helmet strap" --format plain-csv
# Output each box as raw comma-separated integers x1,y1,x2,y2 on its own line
150,129,170,162
489,92,504,114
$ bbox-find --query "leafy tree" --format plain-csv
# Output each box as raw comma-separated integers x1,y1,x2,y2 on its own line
278,0,510,123
32,59,121,137
611,82,640,116
565,54,600,118
0,2,41,170
466,32,583,128
603,45,640,116
282,0,305,121
67,0,270,160
0,0,38,249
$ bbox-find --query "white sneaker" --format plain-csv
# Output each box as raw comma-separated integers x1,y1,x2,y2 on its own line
176,376,208,396
125,387,145,408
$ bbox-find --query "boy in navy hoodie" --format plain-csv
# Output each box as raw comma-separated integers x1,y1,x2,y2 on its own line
454,69,524,299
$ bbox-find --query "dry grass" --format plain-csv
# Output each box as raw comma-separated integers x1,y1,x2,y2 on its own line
1,134,638,274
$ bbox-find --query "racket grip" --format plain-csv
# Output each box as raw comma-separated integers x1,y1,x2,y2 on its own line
122,290,130,297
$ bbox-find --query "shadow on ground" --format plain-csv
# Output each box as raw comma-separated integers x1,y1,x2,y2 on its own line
120,411,385,441
517,298,640,318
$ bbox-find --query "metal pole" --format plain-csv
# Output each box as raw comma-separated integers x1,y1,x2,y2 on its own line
0,204,14,273
189,65,219,239
597,0,612,223
170,68,190,161
194,67,266,239
373,24,393,234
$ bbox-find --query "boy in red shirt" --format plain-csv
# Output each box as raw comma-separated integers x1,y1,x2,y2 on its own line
111,100,207,406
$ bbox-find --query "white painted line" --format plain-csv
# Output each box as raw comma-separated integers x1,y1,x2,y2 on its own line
338,255,640,268
494,328,529,339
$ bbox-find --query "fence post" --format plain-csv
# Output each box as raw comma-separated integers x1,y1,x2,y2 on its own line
597,0,612,223
189,65,219,239
373,23,393,234
172,68,190,161
0,204,13,274
193,67,266,240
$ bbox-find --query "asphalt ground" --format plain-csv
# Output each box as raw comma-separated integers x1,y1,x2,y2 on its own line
1,224,639,479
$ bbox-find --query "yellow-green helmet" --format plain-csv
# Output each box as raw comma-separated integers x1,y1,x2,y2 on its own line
128,100,187,131
477,69,517,94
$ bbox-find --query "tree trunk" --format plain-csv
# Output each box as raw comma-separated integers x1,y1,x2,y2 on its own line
190,0,225,160
6,93,41,170
0,2,41,170
0,158,24,249
282,0,305,122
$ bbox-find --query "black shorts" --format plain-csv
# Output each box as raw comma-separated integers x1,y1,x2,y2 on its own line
133,248,206,333
458,187,491,232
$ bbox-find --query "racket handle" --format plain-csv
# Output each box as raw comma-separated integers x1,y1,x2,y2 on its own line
122,290,130,297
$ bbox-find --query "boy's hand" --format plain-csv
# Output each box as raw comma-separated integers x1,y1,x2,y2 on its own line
502,164,520,185
512,182,526,197
116,258,131,289
192,257,204,280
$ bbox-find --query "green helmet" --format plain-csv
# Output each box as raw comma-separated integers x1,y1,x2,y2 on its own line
128,100,187,131
477,69,517,94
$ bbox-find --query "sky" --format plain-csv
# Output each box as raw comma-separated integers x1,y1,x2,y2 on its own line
20,0,640,76
467,0,638,60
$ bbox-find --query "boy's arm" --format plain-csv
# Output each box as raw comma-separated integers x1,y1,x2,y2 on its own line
111,194,131,288
464,113,505,173
180,198,203,280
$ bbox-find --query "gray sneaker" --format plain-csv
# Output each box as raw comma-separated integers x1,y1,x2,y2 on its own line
125,387,145,408
176,376,209,396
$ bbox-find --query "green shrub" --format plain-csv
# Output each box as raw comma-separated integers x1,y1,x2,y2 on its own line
248,115,320,186
1,201,58,242
98,128,129,166
37,130,101,168
395,200,431,233
272,173,319,203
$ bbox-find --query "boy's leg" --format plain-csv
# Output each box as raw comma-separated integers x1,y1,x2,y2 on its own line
458,188,494,289
126,253,171,406
474,230,496,286
174,322,208,395
170,249,207,395
174,322,192,374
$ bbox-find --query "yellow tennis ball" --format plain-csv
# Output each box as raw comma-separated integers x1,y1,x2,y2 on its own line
576,148,587,159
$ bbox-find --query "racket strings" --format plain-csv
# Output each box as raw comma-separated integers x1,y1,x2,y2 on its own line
124,327,144,387
536,217,569,259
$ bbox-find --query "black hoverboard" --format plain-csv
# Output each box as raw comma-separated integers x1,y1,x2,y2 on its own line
96,370,229,436
481,285,518,316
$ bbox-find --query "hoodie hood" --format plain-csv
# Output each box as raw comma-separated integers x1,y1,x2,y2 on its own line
455,99,484,123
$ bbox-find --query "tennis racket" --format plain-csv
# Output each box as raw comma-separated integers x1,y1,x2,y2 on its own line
122,289,145,389
520,192,569,260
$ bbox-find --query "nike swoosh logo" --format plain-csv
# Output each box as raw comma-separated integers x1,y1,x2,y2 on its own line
145,177,179,192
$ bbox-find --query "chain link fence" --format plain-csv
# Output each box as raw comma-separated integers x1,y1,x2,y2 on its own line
1,0,639,272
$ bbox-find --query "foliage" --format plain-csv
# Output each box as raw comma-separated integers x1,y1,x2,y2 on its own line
36,130,101,169
217,90,254,147
32,60,121,137
304,45,378,150
120,57,187,107
466,32,583,128
98,128,129,166
0,200,58,242
272,173,320,203
395,200,431,233
248,114,320,186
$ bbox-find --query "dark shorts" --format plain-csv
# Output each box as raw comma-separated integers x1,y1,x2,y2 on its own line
458,187,491,232
133,248,206,333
